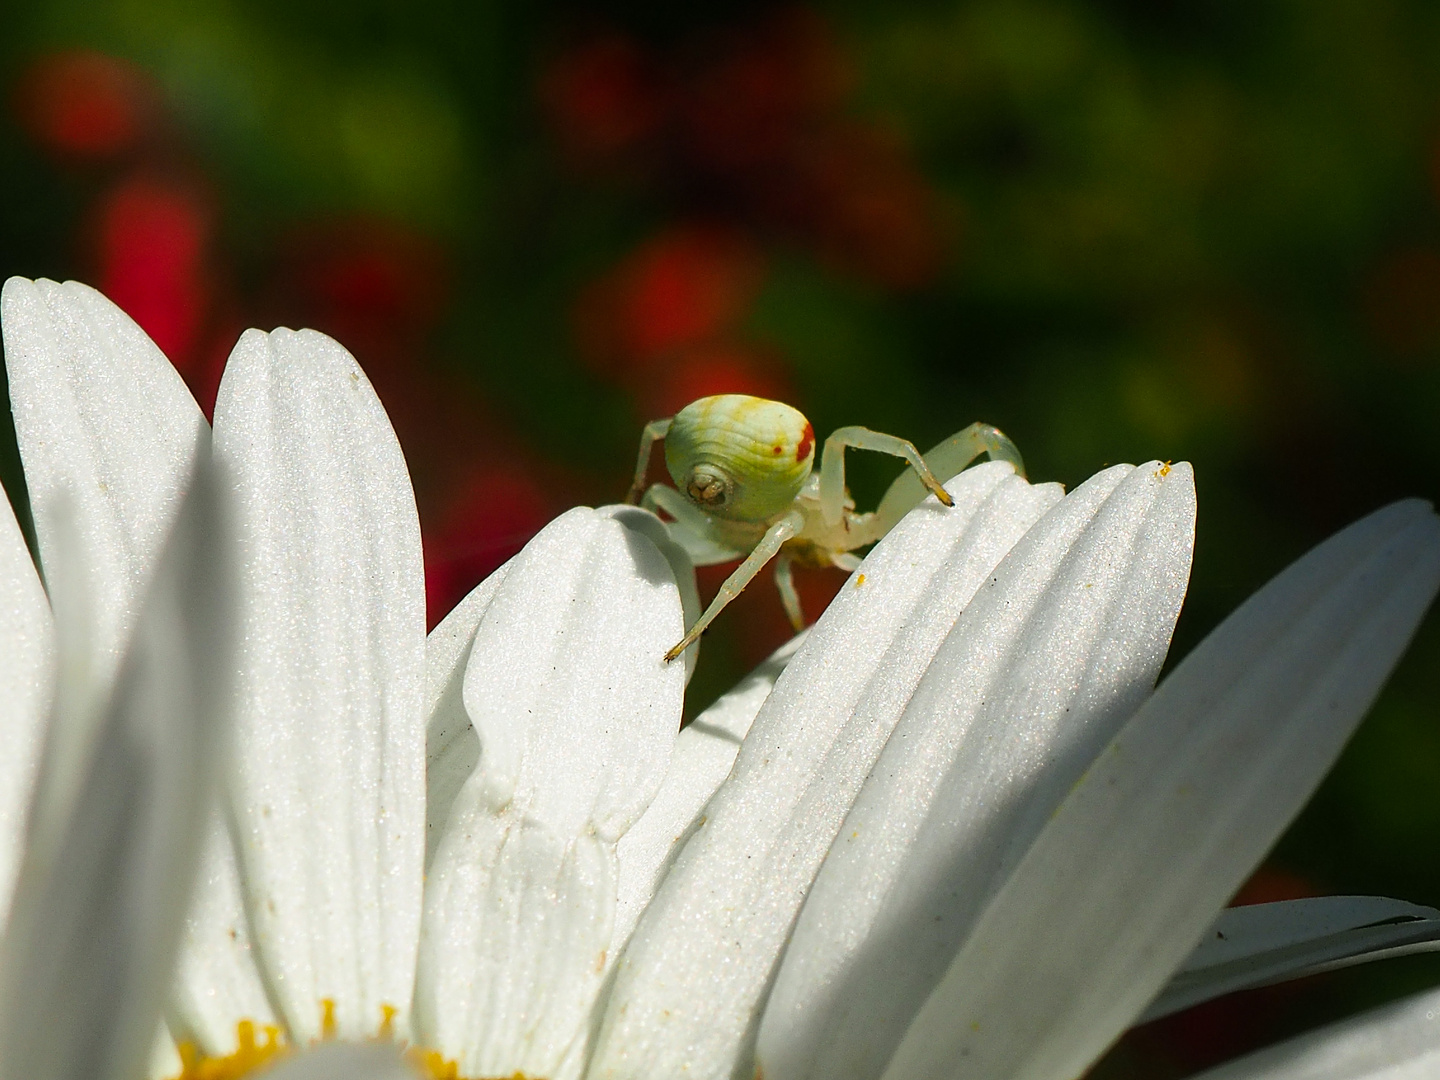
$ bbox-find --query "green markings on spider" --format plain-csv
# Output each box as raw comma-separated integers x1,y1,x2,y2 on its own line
624,394,1025,664
663,396,816,521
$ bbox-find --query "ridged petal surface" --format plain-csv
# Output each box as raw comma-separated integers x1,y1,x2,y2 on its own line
1,277,203,698
0,458,236,1080
614,632,804,954
416,508,685,1080
423,563,511,868
881,499,1440,1080
759,462,1195,1080
169,814,279,1055
588,462,1061,1080
0,490,53,922
1146,896,1440,1022
212,328,426,1042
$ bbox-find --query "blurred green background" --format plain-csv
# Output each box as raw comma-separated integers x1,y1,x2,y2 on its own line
2,0,1439,1075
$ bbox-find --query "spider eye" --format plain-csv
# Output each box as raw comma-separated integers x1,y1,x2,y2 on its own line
665,394,815,522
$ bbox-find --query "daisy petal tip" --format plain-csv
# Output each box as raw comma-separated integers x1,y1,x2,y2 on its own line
0,274,33,307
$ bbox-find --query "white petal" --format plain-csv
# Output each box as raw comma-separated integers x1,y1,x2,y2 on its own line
614,631,805,954
416,508,685,1080
587,461,1062,1080
1,277,204,696
1188,983,1440,1080
594,504,702,681
0,488,53,921
1145,896,1440,1022
169,812,280,1055
212,328,426,1042
148,1023,181,1080
424,562,511,869
881,499,1440,1080
0,455,237,1080
25,492,107,849
259,1041,419,1080
759,461,1196,1080
456,507,683,840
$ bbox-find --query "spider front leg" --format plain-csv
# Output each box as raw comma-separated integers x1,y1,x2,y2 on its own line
774,549,861,635
774,554,804,633
625,417,673,505
818,426,954,527
641,484,745,566
872,422,1026,534
664,511,803,663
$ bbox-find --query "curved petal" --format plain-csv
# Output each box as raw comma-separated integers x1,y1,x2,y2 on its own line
1188,982,1440,1080
1145,896,1440,1023
594,505,701,681
0,456,237,1080
1,277,204,696
588,462,1062,1080
212,328,426,1042
456,508,683,841
424,562,511,869
148,1024,181,1080
416,508,685,1080
614,632,805,954
168,813,279,1056
880,500,1440,1080
759,461,1196,1080
0,489,53,921
425,510,697,871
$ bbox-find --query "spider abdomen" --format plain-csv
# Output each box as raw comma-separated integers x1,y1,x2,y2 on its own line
664,394,815,522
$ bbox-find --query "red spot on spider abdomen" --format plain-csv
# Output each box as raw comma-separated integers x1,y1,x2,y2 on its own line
796,422,815,462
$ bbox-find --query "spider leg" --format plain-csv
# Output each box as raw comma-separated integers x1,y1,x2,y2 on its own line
664,511,803,663
818,426,954,527
642,484,746,566
872,422,1025,534
625,417,674,505
774,554,804,632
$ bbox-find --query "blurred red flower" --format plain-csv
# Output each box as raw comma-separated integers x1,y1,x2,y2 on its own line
14,51,152,160
94,176,212,367
637,341,793,419
424,464,555,627
548,4,949,331
676,7,851,175
574,223,765,379
540,34,664,162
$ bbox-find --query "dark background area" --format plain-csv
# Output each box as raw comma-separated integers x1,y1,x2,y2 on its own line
2,1,1439,1074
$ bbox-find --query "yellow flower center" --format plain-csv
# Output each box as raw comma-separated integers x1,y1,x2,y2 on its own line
165,1001,504,1080
171,1020,284,1080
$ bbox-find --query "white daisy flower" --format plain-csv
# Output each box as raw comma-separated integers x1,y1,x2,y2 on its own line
0,277,694,1080
2,276,1437,1080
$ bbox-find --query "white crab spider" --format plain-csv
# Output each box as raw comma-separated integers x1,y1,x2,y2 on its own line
625,394,1025,662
